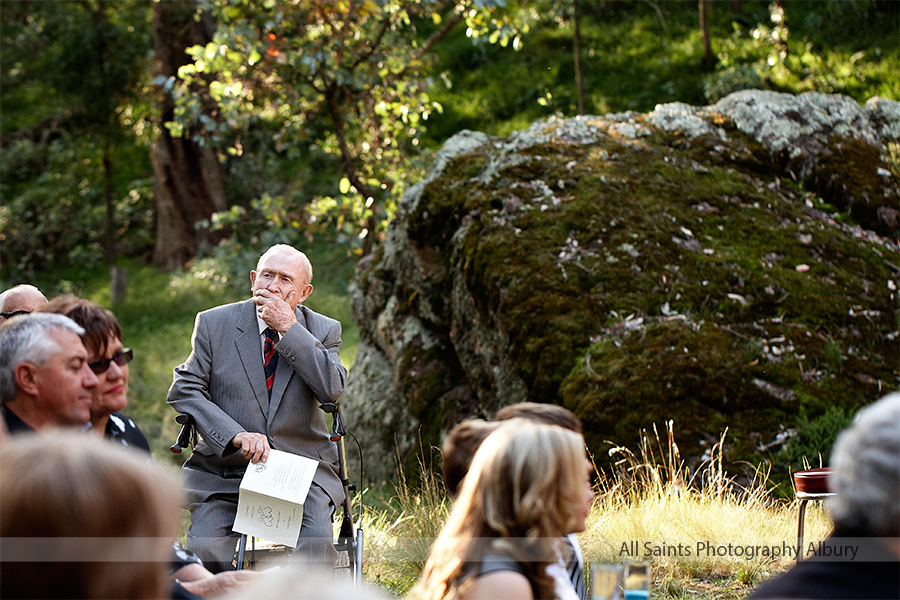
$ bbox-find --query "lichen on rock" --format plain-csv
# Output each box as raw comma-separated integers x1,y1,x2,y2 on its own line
343,90,900,485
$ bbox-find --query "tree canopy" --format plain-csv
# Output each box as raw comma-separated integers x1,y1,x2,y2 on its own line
166,0,531,255
1,0,897,278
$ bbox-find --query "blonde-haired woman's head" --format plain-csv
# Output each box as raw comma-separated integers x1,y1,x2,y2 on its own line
412,421,592,600
0,431,182,599
458,419,591,540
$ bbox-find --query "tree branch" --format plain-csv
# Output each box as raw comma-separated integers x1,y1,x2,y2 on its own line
411,11,463,66
334,0,356,67
325,82,375,201
350,11,395,71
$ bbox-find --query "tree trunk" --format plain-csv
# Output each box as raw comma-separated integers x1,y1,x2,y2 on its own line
91,1,126,302
573,0,585,115
699,0,716,71
102,151,128,304
150,0,226,270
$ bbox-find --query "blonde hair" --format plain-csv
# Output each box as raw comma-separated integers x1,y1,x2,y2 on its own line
0,432,182,599
411,420,587,600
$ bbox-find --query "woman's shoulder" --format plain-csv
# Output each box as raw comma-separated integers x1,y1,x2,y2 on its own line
479,552,529,577
462,553,534,600
463,570,533,600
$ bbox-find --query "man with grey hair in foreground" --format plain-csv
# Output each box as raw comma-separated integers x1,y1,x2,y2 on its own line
748,392,900,599
0,284,48,323
0,313,98,433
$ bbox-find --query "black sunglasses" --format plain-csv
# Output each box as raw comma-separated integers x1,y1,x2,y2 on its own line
89,348,134,374
0,310,31,319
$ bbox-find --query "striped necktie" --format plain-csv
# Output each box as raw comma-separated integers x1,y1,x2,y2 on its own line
263,328,279,398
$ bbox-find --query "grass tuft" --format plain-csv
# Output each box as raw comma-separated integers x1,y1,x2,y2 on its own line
360,423,831,599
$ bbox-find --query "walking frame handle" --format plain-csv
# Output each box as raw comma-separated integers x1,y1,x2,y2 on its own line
170,413,195,454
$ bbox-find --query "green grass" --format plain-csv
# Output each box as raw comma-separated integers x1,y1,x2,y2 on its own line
423,0,898,147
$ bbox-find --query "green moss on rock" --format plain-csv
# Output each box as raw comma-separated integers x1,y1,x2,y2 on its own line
344,93,900,485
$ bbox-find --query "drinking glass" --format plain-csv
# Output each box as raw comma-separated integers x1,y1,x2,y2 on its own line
622,561,651,600
590,563,622,600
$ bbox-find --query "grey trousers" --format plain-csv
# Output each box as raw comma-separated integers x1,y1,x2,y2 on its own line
185,476,337,573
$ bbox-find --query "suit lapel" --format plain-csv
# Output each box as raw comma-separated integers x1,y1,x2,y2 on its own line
235,301,269,415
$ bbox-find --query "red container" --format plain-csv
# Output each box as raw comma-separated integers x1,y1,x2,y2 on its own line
794,467,832,494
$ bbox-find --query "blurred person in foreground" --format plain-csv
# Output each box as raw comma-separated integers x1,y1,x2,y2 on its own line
0,432,180,599
221,564,387,600
0,312,97,433
411,420,594,600
747,392,900,599
0,284,47,322
441,403,590,600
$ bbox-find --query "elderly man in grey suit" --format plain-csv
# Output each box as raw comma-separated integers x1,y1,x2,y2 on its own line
167,244,347,573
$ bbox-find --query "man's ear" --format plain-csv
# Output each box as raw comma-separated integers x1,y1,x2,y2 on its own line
297,283,313,304
249,270,257,288
14,363,39,396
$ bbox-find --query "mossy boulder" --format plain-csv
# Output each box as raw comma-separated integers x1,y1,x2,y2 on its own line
343,90,900,485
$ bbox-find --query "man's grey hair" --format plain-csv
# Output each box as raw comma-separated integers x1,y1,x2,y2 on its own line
256,244,313,283
828,392,900,537
0,313,85,405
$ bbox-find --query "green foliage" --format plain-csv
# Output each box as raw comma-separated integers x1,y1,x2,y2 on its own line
822,336,844,373
0,134,154,279
3,0,896,275
165,0,535,253
0,0,155,279
706,1,899,101
778,404,856,472
196,194,311,294
425,0,898,146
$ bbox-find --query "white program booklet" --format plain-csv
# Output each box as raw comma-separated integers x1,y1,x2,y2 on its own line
233,449,319,547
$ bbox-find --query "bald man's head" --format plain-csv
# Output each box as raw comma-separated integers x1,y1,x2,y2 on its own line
0,285,48,322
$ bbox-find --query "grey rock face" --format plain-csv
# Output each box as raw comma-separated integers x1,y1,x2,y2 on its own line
343,90,899,484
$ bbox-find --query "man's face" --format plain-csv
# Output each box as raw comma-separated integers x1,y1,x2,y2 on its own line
249,250,312,310
29,329,97,427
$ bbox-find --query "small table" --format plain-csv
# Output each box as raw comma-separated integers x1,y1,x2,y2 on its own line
793,468,834,562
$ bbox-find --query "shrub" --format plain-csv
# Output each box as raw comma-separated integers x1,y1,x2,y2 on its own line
779,405,855,471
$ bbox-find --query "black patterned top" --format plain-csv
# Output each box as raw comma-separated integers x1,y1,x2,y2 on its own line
103,411,151,454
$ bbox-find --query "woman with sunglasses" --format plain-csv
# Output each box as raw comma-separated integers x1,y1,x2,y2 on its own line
37,296,148,452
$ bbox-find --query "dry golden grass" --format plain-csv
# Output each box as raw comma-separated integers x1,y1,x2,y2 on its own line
581,422,831,599
359,423,832,599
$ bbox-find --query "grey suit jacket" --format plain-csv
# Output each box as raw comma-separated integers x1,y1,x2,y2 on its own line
167,299,346,507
